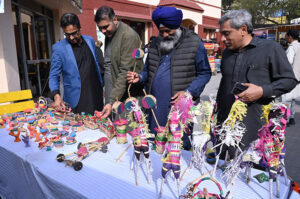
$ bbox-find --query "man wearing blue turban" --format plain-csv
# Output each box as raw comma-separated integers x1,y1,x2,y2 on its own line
127,6,211,145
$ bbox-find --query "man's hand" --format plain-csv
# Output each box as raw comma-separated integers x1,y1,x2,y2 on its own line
54,94,65,112
170,91,186,104
101,104,112,118
237,83,263,103
127,71,140,84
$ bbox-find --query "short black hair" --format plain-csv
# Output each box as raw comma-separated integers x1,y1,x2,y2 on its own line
60,13,81,29
94,6,115,23
286,29,299,40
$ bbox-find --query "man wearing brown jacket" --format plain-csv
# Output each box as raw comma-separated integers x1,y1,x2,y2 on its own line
94,6,144,117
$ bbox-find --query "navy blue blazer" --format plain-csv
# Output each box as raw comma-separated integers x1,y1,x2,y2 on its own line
49,35,103,108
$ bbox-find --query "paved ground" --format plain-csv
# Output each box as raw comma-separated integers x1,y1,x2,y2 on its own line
201,73,300,183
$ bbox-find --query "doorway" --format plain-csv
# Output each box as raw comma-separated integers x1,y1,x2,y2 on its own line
12,2,55,98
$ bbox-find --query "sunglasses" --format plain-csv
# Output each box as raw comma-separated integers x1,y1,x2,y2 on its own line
64,30,79,37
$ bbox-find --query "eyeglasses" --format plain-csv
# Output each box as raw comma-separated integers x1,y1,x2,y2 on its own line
64,30,79,37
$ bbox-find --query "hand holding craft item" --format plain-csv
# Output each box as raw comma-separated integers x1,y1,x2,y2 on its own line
126,97,152,185
127,48,144,98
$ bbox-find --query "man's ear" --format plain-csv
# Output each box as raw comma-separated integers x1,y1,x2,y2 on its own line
113,16,118,24
241,24,248,36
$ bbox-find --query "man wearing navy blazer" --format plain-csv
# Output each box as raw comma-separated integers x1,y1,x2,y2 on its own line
49,13,103,115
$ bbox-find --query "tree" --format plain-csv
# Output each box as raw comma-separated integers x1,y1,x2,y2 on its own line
222,0,300,25
222,0,234,11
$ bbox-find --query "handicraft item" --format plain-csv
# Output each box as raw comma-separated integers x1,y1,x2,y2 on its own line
159,92,195,198
126,97,152,185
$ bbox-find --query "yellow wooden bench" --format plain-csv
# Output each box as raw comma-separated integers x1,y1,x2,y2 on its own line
0,90,35,115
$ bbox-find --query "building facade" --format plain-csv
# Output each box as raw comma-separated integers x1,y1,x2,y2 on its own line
0,0,221,97
0,0,81,96
78,0,222,47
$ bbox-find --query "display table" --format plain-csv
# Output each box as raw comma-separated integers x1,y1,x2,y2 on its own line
0,127,293,199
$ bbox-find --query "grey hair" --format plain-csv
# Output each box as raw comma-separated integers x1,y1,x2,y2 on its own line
219,10,253,33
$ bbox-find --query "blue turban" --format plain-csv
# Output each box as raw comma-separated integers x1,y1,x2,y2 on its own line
152,6,183,29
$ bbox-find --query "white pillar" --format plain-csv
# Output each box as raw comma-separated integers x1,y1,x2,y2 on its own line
0,0,20,93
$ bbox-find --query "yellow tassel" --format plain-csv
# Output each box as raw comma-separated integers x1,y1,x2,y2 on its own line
225,100,247,127
261,104,272,125
201,101,214,133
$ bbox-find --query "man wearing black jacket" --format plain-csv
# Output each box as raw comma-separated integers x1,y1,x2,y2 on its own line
216,10,297,153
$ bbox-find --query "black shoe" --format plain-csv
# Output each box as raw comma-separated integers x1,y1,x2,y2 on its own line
289,118,295,125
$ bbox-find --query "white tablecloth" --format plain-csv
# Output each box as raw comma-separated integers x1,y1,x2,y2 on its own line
0,127,292,199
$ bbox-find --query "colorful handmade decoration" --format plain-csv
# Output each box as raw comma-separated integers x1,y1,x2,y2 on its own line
38,137,51,149
112,101,125,114
187,99,216,175
159,92,197,198
181,177,228,199
222,102,289,199
113,119,128,144
125,97,136,111
142,94,156,109
132,48,144,59
211,99,247,177
56,137,110,171
83,119,98,130
52,134,64,148
26,114,36,124
126,98,152,185
159,110,184,198
21,135,30,147
13,128,21,142
0,116,5,128
65,128,77,145
39,123,49,136
154,126,167,154
94,111,115,138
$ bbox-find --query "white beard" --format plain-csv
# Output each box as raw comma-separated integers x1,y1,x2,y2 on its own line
158,29,182,55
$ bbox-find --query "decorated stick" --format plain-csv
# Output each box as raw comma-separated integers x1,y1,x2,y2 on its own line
127,48,144,98
142,89,161,131
116,142,133,163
